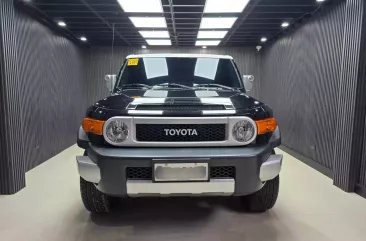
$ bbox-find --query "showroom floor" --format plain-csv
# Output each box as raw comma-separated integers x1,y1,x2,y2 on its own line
1,146,366,241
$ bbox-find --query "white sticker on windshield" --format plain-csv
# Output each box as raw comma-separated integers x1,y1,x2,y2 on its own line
194,58,219,80
143,57,168,79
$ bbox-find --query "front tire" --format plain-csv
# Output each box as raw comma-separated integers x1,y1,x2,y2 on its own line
241,175,279,212
80,177,111,213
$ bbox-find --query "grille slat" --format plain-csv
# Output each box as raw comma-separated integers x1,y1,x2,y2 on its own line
135,105,225,111
126,166,235,180
136,124,226,142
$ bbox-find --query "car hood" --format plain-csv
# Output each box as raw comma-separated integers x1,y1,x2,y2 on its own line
94,89,264,111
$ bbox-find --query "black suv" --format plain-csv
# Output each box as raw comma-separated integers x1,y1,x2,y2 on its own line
77,54,282,213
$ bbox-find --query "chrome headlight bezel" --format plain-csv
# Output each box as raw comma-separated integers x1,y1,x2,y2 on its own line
103,117,132,145
230,117,257,145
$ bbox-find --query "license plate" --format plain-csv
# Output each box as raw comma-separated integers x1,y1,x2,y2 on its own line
154,163,208,182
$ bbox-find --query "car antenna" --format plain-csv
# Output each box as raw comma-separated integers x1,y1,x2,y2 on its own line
110,23,115,74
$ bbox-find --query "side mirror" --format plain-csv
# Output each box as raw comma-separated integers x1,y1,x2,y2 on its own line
105,74,117,92
243,75,254,92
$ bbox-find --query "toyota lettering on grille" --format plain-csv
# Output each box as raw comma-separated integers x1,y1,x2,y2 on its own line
164,129,198,136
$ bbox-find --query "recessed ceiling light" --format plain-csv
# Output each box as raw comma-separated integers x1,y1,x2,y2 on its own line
202,46,207,49
142,45,147,49
80,36,87,41
196,40,220,46
261,37,267,42
57,21,66,27
129,17,167,28
204,0,250,13
146,39,172,45
316,0,325,2
139,31,170,38
197,31,228,39
200,17,238,29
281,22,290,28
117,0,163,13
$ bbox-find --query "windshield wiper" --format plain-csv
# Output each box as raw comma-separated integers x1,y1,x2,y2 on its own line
195,83,238,91
118,83,152,90
153,83,193,89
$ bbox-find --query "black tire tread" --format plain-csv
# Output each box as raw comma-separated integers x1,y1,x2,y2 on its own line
80,177,111,213
242,175,280,212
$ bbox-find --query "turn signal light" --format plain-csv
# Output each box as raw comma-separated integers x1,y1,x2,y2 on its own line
82,118,105,135
255,118,277,135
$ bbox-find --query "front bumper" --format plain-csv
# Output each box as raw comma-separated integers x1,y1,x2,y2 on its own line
76,127,282,197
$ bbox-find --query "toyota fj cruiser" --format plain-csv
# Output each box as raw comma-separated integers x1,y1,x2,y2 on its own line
77,54,282,213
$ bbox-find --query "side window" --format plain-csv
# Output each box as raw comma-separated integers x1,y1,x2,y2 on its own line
232,61,243,88
215,60,240,88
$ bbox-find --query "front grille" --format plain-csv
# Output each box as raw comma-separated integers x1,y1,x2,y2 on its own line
136,124,226,142
126,166,235,180
135,105,225,111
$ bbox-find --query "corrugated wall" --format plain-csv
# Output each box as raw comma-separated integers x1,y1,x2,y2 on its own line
260,0,366,192
85,47,261,104
260,0,347,171
361,113,366,187
332,0,365,191
0,0,25,194
357,0,366,191
15,8,88,172
0,0,87,194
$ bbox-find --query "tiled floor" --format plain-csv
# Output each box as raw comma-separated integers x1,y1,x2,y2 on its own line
1,145,366,241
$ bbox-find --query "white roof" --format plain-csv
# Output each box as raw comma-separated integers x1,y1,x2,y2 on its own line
126,53,233,59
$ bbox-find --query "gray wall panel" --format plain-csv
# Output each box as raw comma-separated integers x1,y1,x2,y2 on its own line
85,47,261,105
260,0,366,192
260,0,346,171
361,120,366,186
357,0,366,189
0,0,87,193
0,0,25,194
15,9,88,171
332,0,365,191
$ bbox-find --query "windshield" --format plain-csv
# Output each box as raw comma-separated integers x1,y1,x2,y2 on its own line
115,57,242,91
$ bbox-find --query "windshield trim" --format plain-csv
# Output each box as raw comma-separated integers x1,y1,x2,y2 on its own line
114,57,244,93
114,59,128,93
231,60,245,92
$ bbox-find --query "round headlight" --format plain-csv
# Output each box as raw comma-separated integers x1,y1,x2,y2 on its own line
105,119,129,144
232,119,256,144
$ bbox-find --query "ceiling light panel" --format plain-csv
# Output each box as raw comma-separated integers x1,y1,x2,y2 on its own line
146,39,172,45
197,31,228,39
129,17,167,28
195,40,221,46
139,31,170,38
200,17,238,29
117,0,163,13
204,0,250,13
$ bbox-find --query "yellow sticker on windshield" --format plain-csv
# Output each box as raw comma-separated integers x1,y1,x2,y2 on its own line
127,58,139,66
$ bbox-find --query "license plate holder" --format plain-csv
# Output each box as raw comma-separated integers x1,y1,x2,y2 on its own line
153,163,209,182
